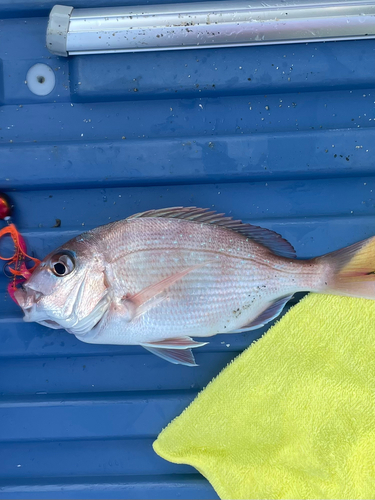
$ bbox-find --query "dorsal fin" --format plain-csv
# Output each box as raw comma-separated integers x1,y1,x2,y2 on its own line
128,206,296,259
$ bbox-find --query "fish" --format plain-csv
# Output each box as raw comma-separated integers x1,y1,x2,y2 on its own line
14,206,375,366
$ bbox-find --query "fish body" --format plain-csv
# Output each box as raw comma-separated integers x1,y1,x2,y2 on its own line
15,207,375,366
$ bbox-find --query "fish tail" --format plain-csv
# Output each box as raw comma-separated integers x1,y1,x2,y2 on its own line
319,235,375,299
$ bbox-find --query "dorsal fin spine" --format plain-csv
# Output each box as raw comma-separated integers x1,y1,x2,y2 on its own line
127,206,296,259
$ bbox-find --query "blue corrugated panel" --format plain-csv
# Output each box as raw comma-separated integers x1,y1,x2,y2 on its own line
0,0,374,497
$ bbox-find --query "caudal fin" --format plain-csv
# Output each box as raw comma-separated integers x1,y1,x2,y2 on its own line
321,236,375,299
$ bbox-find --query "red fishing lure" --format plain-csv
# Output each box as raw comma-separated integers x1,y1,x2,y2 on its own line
0,193,41,302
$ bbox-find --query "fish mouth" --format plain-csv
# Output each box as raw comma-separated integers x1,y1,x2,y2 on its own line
14,286,52,324
14,284,41,306
14,282,109,334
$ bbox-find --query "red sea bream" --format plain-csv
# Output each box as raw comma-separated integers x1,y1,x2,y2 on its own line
14,207,375,366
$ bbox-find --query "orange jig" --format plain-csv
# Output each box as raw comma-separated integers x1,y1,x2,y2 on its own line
0,223,41,302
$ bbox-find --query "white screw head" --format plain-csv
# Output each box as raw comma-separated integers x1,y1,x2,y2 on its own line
26,63,56,96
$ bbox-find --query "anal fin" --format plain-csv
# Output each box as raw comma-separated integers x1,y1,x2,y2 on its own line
229,295,293,333
142,346,198,366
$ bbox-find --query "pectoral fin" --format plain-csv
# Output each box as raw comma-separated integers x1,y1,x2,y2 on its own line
132,292,168,319
125,262,210,319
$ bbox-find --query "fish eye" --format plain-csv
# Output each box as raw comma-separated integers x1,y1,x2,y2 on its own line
53,262,66,276
50,252,75,277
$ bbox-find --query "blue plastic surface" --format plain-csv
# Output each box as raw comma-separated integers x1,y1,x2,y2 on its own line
0,1,374,497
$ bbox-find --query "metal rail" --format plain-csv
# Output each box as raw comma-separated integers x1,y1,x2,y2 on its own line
47,1,375,56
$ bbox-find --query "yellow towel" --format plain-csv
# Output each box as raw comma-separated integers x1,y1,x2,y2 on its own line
153,294,375,499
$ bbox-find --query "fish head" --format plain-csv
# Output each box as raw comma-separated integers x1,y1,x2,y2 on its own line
14,236,108,332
